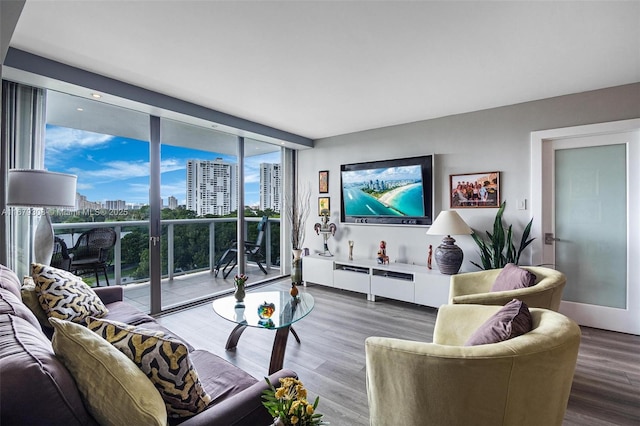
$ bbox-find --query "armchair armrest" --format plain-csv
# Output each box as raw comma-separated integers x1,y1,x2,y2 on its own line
93,286,123,304
179,369,297,426
448,269,501,302
432,304,498,345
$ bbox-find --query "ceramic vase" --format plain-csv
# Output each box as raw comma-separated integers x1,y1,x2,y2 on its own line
291,249,303,286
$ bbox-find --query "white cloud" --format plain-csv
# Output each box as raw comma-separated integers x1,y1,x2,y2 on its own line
71,158,184,182
76,182,94,191
45,127,114,153
161,179,186,199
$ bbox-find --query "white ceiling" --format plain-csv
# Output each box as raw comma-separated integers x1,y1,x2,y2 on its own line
9,0,640,140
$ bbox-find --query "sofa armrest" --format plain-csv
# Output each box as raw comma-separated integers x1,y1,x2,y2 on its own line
179,369,297,426
93,286,123,304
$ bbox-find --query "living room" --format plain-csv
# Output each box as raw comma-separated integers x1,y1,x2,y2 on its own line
1,1,639,425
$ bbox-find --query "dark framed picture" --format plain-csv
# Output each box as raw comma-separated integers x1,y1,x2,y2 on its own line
319,170,329,193
318,197,330,215
450,171,500,208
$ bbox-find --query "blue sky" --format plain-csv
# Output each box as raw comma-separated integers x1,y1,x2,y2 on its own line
44,125,280,207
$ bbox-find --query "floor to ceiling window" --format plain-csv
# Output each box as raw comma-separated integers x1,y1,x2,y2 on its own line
34,88,287,313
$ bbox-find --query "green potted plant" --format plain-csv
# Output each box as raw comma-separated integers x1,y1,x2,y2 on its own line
470,201,535,270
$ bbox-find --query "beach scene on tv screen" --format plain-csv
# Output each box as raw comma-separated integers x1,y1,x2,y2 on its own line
342,165,425,217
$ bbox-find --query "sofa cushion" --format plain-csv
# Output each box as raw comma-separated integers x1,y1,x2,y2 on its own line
87,317,212,419
465,299,533,346
490,263,537,292
49,317,167,426
0,287,41,330
0,264,22,298
0,314,96,426
31,263,108,323
102,300,157,325
188,349,258,405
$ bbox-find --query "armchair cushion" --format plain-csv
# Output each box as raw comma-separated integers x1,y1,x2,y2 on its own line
49,317,167,426
465,299,532,346
86,317,212,419
31,263,108,323
491,263,537,292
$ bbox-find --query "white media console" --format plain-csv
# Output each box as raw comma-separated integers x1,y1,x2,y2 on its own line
302,254,451,308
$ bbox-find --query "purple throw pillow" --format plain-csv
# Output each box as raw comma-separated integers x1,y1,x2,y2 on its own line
464,299,533,346
490,263,537,292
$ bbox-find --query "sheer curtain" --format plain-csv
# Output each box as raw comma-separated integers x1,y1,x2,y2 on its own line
1,80,47,278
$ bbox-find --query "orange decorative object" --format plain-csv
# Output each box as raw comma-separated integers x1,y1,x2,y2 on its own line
290,284,299,298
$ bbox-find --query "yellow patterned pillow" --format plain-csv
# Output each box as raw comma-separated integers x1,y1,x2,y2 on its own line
31,263,108,323
86,317,212,419
21,276,52,328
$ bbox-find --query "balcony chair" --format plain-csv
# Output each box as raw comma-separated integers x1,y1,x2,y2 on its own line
50,237,73,271
366,304,581,426
214,216,268,279
69,228,117,286
448,265,567,311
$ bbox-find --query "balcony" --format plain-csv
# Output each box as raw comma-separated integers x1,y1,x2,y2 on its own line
52,216,283,312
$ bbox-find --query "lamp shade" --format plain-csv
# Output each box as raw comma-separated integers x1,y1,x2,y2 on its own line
426,210,472,236
7,169,77,208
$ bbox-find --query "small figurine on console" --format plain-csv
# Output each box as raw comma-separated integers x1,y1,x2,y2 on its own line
428,244,433,270
377,240,389,264
314,209,337,256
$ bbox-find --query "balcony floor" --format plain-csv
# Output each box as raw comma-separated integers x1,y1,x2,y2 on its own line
121,264,283,312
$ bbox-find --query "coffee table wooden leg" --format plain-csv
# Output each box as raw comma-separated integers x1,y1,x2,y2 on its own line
225,323,248,350
269,326,291,375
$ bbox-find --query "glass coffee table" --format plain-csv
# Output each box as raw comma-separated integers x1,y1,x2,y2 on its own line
212,290,314,374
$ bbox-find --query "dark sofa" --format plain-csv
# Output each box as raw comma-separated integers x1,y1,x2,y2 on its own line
0,264,294,425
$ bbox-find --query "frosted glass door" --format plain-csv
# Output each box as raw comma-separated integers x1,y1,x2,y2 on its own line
554,144,627,308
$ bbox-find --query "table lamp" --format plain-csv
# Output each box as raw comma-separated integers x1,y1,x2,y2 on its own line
426,210,472,275
7,169,77,265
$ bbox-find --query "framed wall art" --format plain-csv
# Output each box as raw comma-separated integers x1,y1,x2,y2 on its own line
450,171,500,208
318,196,330,215
319,170,329,193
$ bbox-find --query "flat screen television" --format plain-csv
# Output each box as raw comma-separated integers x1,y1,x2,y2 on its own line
340,155,434,226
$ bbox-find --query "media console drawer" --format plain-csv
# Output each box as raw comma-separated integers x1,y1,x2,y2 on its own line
333,264,371,294
370,275,414,303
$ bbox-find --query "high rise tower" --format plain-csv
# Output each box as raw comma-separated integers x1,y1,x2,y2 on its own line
260,163,281,212
186,159,238,216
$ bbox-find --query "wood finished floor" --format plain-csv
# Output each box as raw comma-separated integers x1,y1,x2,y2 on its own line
157,281,640,426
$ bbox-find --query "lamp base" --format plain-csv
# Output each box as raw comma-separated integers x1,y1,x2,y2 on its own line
434,235,464,275
34,208,54,266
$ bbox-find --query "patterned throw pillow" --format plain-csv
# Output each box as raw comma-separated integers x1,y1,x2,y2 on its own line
86,317,212,418
21,276,52,328
31,263,108,323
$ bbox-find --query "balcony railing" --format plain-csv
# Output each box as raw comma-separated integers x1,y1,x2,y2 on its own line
52,216,281,286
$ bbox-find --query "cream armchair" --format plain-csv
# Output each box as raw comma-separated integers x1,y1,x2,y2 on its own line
449,266,566,311
365,304,581,426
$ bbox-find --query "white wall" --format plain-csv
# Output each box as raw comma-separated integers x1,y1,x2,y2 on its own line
297,83,640,272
